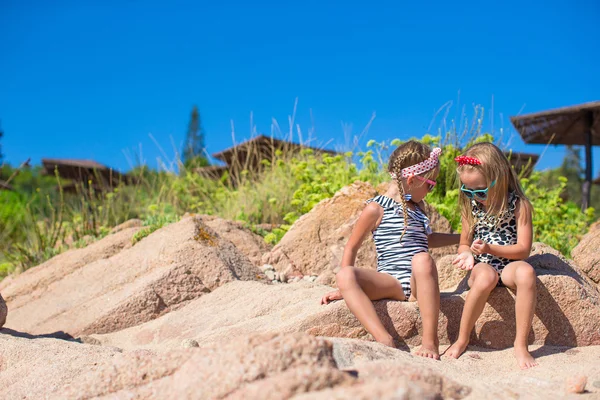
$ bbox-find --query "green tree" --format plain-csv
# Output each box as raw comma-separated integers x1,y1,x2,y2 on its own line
538,146,583,204
182,106,209,169
560,146,583,202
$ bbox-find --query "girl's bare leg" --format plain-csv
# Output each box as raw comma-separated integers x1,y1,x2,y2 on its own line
410,252,440,359
336,266,406,347
501,261,538,369
445,263,498,358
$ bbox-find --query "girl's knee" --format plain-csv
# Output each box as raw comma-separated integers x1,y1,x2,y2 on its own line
471,269,498,292
515,263,536,286
411,252,435,275
336,267,357,290
412,252,434,267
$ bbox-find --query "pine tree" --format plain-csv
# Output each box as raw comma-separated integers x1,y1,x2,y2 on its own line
182,106,209,168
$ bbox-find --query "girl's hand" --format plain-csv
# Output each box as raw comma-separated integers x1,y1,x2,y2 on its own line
321,289,342,305
470,239,490,255
452,251,475,270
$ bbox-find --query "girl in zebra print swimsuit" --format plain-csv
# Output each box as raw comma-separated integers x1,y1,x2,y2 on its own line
321,140,459,359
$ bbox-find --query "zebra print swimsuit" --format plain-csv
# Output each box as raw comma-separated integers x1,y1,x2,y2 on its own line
365,195,431,298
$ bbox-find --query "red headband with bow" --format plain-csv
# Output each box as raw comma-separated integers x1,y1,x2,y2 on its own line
455,155,482,166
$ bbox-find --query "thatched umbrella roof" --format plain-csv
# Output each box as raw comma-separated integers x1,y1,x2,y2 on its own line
510,101,600,210
510,101,600,145
212,135,338,168
41,158,131,188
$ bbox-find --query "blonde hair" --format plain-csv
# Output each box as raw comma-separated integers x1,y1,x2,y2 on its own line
388,140,437,241
457,142,532,235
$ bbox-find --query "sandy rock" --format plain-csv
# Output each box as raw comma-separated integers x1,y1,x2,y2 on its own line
261,264,274,272
94,242,600,350
2,332,599,400
0,334,125,399
3,217,260,336
294,379,437,400
201,215,272,267
109,218,143,233
262,181,379,281
353,361,471,400
181,338,199,348
565,375,587,394
315,270,336,286
0,227,141,306
227,366,355,400
0,331,464,400
64,333,340,399
571,223,600,284
437,254,468,291
279,272,288,283
89,280,367,350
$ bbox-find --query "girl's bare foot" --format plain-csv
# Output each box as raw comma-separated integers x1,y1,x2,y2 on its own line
378,336,396,349
444,340,468,359
375,333,396,348
515,345,538,369
415,342,440,360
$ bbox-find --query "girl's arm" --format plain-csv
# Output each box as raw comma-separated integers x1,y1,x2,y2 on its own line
416,201,461,248
458,216,473,254
473,200,533,260
340,203,383,267
428,232,461,248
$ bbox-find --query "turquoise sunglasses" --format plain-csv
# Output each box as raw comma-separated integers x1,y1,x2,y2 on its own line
460,180,496,200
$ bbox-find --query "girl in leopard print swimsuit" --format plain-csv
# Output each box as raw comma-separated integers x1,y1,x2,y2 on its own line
445,143,538,370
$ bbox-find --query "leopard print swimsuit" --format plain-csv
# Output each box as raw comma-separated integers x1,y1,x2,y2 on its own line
471,191,519,272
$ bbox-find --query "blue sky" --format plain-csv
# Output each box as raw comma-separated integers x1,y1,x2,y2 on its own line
1,0,599,175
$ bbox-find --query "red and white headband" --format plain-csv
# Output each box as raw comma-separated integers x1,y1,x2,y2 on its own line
390,147,442,179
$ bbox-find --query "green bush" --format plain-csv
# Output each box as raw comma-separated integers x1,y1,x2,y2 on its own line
523,174,595,255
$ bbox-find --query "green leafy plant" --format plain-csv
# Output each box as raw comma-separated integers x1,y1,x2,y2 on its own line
523,174,595,255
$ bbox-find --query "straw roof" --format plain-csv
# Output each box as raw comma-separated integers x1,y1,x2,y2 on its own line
510,101,600,145
41,158,130,186
212,135,338,166
42,159,107,170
